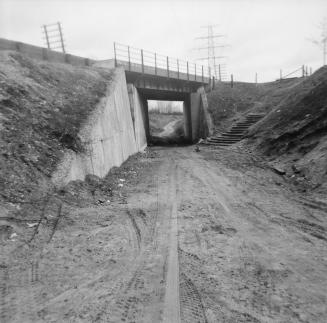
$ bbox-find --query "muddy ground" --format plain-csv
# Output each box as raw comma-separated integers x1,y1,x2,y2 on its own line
1,146,327,323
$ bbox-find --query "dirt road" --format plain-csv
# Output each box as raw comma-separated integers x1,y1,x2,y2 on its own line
1,146,327,322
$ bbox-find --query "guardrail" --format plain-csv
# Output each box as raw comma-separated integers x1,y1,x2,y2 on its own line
113,42,211,84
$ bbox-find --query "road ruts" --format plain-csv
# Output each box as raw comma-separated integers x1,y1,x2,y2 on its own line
100,158,179,323
162,163,181,323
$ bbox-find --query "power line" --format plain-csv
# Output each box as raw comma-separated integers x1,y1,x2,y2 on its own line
194,24,229,81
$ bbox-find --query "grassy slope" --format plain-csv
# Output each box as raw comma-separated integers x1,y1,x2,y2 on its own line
207,78,302,133
148,112,185,145
207,70,327,190
149,112,183,135
0,51,113,205
247,66,327,189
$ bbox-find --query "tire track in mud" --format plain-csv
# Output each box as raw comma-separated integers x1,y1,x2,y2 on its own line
162,164,181,323
104,160,177,323
0,196,64,322
176,151,265,322
179,272,207,323
40,172,163,323
0,264,10,323
174,155,212,323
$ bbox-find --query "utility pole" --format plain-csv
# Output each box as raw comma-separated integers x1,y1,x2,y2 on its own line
42,22,66,53
195,24,228,81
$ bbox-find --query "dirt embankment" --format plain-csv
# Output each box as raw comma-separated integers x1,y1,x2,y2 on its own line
207,69,327,191
0,51,113,208
247,66,327,191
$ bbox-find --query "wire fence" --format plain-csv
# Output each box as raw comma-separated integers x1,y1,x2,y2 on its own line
217,65,314,89
280,65,312,80
114,42,211,83
113,43,313,88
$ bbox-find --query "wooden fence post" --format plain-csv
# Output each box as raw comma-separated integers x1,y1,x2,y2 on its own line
114,42,117,67
155,53,157,75
128,46,131,71
177,59,179,79
202,65,204,83
187,61,189,81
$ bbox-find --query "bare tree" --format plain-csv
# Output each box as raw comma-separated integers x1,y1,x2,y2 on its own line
310,17,327,66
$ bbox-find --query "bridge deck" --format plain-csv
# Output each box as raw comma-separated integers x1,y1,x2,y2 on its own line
114,43,211,85
116,60,210,84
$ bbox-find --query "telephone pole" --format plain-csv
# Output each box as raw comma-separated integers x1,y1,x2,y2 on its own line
42,22,66,53
195,24,228,80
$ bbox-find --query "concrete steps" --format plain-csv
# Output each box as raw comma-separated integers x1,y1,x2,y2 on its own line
204,114,264,147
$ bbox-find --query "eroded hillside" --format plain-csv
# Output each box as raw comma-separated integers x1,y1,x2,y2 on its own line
0,51,113,206
248,66,327,191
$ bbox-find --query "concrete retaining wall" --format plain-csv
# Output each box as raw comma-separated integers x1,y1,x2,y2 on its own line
190,87,213,141
127,84,148,151
52,67,146,186
0,37,94,66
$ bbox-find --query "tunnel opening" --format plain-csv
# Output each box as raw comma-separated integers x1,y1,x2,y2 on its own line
147,100,189,146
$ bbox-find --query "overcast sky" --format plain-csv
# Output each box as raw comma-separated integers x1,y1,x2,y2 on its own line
1,0,326,82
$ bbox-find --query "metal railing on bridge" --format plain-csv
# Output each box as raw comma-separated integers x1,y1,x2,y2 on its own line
114,42,211,84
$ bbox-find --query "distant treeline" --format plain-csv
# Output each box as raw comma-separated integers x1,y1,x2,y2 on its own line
148,100,183,114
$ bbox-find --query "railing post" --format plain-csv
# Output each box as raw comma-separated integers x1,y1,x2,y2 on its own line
155,53,157,75
57,22,65,53
209,67,212,90
43,25,50,49
167,56,169,78
195,63,197,81
128,46,131,71
231,74,234,88
114,42,117,67
187,61,189,81
177,59,179,79
202,65,204,83
141,49,144,74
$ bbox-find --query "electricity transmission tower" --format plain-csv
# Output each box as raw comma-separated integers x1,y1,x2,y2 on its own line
310,17,327,66
195,24,228,80
42,22,66,53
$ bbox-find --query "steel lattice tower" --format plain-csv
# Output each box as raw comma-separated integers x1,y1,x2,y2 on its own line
195,24,228,80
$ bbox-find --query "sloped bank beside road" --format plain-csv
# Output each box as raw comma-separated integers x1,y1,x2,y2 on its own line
0,50,111,207
246,66,327,192
0,50,147,218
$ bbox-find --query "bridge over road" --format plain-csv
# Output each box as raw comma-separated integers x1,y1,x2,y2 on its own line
98,43,213,143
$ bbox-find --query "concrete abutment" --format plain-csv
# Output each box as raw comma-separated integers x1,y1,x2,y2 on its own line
52,67,212,187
